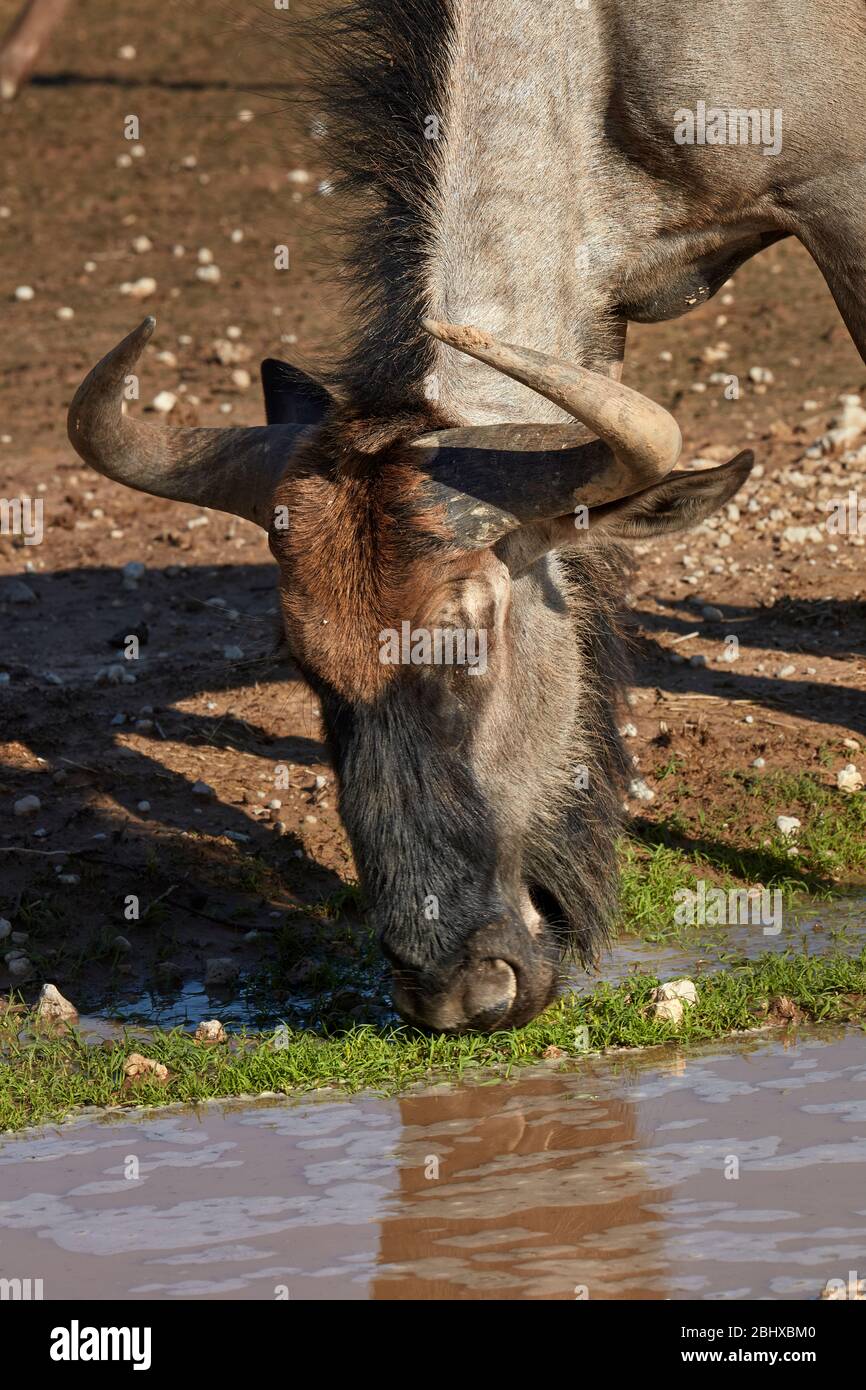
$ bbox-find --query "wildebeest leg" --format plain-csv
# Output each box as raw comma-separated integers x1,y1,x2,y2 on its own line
797,174,866,369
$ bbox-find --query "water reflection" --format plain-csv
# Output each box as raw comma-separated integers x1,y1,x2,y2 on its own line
0,1028,863,1300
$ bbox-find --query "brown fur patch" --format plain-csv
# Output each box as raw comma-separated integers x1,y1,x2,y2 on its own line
269,413,496,700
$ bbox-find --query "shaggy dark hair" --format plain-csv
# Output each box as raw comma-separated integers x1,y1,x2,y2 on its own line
273,0,457,410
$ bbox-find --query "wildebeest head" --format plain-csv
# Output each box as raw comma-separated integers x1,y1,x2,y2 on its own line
68,316,752,1030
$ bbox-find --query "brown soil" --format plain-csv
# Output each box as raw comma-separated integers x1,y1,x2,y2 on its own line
1,0,864,1019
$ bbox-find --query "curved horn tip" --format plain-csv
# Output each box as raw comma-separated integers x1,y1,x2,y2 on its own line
421,317,493,354
123,315,157,355
104,316,157,368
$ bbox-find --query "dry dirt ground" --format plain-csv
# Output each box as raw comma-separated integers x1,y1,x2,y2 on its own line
1,0,864,1024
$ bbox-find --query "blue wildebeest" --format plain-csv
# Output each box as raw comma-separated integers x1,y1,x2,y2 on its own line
67,1,866,1030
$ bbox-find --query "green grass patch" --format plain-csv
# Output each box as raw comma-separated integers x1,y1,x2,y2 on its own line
3,950,866,1133
620,771,866,942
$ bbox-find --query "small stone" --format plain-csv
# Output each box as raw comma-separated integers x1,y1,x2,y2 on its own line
752,757,766,769
13,794,41,817
56,306,75,321
749,366,774,384
650,978,697,1026
204,957,239,987
113,935,132,952
689,653,708,668
778,664,796,678
628,778,655,804
6,578,37,603
155,961,182,982
196,264,221,283
541,1045,567,1060
837,763,863,793
843,738,860,751
194,1018,227,1043
776,815,801,837
13,285,35,301
223,645,243,660
191,780,215,800
655,978,698,1006
151,390,177,414
58,873,81,885
137,800,151,813
314,775,327,791
619,722,638,738
5,952,33,979
36,983,79,1025
0,919,10,940
120,276,157,300
131,234,152,253
122,560,145,583
123,1052,169,1081
652,995,684,1025
96,664,127,686
701,605,724,621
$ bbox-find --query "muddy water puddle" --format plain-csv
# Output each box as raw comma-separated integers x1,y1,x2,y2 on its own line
97,892,866,1033
1,1026,864,1300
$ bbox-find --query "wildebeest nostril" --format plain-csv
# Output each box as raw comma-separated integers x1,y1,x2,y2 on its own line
463,958,518,1029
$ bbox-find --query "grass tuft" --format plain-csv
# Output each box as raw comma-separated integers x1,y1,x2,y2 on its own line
2,950,866,1132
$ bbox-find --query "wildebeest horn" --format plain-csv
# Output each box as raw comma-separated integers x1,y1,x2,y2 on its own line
413,319,682,546
67,318,310,529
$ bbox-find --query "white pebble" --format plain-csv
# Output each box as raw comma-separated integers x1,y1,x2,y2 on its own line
628,778,655,804
14,285,34,301
120,276,157,300
837,764,863,793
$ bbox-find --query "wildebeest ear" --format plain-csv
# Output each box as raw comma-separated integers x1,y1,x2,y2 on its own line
591,450,754,539
260,359,333,426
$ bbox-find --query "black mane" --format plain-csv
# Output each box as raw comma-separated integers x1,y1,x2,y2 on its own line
282,1,457,411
